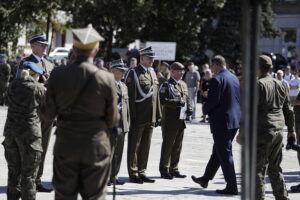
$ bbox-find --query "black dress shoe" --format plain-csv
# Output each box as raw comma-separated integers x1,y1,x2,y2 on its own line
216,188,238,195
36,184,53,192
291,184,300,193
161,172,173,179
107,181,112,186
139,175,155,183
171,171,186,178
115,179,125,185
129,176,143,184
191,175,208,188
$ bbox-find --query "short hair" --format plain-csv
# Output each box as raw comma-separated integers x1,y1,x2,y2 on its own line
211,55,226,67
277,70,283,75
259,55,273,74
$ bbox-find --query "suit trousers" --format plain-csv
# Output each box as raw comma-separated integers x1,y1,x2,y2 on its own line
159,126,184,174
203,128,238,189
36,119,53,185
127,122,153,177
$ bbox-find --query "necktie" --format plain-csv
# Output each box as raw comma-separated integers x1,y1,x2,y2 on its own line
41,58,47,73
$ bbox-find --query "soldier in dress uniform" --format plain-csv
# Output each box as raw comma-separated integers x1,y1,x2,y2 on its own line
3,61,45,200
125,46,162,184
0,54,11,105
18,35,55,192
42,25,119,200
159,62,192,179
108,59,130,186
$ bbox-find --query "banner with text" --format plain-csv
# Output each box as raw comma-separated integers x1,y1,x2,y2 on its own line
146,41,176,61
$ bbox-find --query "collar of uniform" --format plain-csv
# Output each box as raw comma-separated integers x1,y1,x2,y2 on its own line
140,64,148,73
170,77,179,85
32,53,42,62
115,80,122,85
259,74,272,79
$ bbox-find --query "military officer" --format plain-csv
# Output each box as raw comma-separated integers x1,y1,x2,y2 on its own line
125,46,161,184
42,25,119,200
3,61,45,200
0,54,11,105
159,62,192,179
18,35,55,192
157,61,170,86
108,59,130,186
255,55,296,200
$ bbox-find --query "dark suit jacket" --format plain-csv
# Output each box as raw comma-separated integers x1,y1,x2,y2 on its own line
203,69,241,133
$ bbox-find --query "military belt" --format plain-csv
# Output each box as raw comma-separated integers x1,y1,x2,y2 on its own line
57,115,105,122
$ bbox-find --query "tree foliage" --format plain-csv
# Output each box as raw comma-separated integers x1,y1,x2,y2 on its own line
1,0,281,64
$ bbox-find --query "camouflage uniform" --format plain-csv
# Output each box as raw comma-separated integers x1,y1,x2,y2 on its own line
0,63,11,105
2,76,45,200
256,75,294,200
20,54,55,187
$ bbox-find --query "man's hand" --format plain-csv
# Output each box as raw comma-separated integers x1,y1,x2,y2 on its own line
236,132,242,145
203,91,208,98
287,132,296,141
154,118,161,127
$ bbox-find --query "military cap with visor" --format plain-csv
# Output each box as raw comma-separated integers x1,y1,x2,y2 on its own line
139,46,156,58
29,35,48,45
72,25,102,50
109,59,128,71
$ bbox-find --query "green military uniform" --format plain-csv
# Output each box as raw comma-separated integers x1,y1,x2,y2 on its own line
125,63,161,179
293,93,300,167
110,80,130,183
42,26,119,200
0,63,11,105
20,53,55,187
256,75,294,200
3,70,45,200
159,77,192,176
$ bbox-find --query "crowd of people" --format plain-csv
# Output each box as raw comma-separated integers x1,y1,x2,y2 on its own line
0,25,300,200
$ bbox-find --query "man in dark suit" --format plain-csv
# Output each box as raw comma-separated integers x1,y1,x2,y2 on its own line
19,35,54,192
191,55,241,195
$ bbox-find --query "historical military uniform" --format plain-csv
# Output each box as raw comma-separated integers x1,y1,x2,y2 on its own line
0,54,11,105
108,59,130,185
125,47,161,183
3,61,45,200
256,56,295,200
159,63,192,179
42,26,119,200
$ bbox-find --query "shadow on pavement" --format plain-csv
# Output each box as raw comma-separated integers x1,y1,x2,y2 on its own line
108,187,239,197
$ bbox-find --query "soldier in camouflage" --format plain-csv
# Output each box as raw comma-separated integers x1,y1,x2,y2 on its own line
0,54,11,105
256,55,296,200
2,61,45,200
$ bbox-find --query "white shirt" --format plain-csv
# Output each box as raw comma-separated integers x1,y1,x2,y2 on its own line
289,78,300,97
283,73,295,82
32,53,42,63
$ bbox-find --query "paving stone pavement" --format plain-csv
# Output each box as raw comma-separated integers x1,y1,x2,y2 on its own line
0,104,299,200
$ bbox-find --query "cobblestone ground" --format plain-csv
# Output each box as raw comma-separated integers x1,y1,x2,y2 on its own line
0,105,299,200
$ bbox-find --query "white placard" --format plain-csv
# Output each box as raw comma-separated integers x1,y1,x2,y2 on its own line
146,41,176,61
